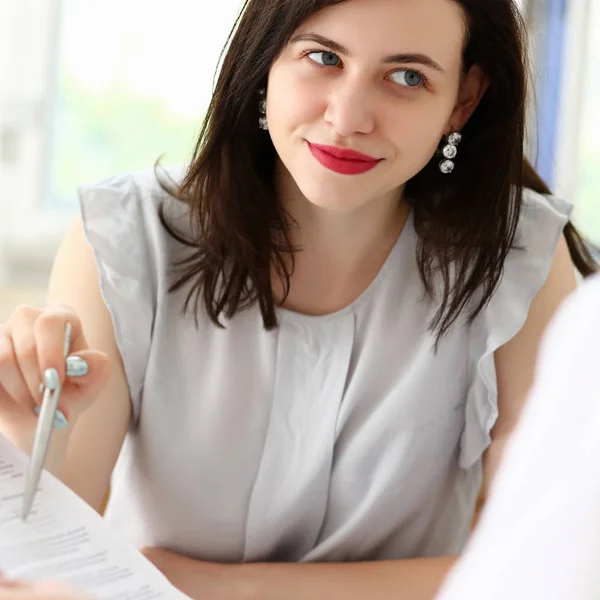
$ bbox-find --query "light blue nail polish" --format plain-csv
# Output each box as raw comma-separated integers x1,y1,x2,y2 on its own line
66,356,88,377
44,368,60,390
53,410,68,429
33,406,69,430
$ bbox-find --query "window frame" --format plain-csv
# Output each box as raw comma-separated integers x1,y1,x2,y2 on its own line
0,0,65,281
553,0,593,202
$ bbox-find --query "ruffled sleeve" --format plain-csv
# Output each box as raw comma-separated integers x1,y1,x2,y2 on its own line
459,188,573,470
77,166,186,424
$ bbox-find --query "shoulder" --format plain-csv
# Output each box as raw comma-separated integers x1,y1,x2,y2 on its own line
458,186,575,469
513,186,572,251
475,186,576,363
516,185,572,235
77,164,189,224
76,165,191,423
488,187,573,318
77,165,192,270
520,186,572,215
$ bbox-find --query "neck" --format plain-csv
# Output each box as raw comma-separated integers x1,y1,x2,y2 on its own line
273,161,409,315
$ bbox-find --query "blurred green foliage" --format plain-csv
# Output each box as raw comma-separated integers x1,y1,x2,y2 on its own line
48,75,204,209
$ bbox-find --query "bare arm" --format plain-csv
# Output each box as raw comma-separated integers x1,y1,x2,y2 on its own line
483,234,577,495
141,549,457,600
237,557,457,600
46,217,132,511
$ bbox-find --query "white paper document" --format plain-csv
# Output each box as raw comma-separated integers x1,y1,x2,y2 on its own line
0,434,190,599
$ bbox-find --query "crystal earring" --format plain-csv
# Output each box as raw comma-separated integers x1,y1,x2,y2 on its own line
258,89,268,131
439,132,462,174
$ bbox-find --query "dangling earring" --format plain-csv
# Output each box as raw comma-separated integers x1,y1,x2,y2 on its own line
439,132,462,174
258,89,269,131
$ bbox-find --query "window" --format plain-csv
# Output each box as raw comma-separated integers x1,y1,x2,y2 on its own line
48,0,244,211
0,0,597,281
0,0,244,278
570,0,600,245
529,0,599,244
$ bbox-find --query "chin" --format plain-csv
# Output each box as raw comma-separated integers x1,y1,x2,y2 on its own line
304,191,367,213
294,175,363,211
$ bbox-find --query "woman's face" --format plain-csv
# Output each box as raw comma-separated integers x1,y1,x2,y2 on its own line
266,0,477,214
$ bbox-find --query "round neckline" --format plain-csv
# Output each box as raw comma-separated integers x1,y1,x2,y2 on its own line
277,208,415,325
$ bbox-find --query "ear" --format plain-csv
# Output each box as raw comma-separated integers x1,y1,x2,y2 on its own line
447,65,489,133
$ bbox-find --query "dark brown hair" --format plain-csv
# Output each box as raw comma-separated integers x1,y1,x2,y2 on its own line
161,0,597,339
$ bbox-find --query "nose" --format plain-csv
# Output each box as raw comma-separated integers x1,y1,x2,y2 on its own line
323,76,376,138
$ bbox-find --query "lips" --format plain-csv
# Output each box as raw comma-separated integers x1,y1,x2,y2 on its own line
307,142,382,176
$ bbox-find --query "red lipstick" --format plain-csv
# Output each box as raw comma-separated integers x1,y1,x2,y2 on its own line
307,142,381,175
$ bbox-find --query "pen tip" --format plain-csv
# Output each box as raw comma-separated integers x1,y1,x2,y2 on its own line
21,502,31,522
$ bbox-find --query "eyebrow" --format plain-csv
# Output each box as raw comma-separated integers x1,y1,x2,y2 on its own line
290,33,446,74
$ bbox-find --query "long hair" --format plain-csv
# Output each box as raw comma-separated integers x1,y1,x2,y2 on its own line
160,0,597,339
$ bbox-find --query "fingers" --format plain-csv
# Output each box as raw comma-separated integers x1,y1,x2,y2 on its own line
62,349,111,411
33,305,87,381
0,569,18,588
0,579,90,599
0,305,106,423
0,578,29,594
8,305,86,404
0,323,36,413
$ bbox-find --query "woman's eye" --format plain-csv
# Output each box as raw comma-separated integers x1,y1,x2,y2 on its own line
389,69,424,88
307,51,341,67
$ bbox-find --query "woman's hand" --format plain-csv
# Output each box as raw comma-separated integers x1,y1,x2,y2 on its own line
0,304,111,453
0,577,93,599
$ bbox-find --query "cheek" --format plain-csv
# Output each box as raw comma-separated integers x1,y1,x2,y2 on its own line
387,100,450,157
267,62,325,130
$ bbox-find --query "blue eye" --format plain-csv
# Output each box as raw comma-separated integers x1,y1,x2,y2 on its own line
389,69,424,88
307,51,341,67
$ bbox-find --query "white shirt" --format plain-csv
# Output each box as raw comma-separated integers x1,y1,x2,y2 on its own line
78,167,571,562
436,274,600,599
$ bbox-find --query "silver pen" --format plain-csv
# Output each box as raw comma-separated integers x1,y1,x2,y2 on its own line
21,321,72,521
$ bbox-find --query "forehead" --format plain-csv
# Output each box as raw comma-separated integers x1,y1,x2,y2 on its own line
296,0,467,65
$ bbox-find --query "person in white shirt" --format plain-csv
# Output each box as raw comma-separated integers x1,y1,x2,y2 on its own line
436,274,600,600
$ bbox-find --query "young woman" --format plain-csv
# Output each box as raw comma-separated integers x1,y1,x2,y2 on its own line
0,0,596,598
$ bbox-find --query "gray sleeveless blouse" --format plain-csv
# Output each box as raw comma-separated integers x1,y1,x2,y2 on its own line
78,167,571,562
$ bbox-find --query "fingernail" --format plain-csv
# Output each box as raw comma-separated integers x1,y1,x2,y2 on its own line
43,368,60,390
53,410,68,429
33,406,69,430
66,356,88,377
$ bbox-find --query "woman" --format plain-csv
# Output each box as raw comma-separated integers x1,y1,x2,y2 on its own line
0,0,596,598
